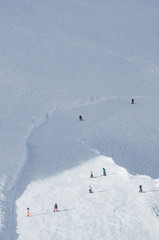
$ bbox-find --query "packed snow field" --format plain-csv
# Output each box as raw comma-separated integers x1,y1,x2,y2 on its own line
0,0,159,239
16,108,159,240
16,157,159,240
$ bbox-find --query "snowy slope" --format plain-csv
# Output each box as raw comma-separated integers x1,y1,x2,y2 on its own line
0,0,159,239
15,106,159,240
16,156,159,240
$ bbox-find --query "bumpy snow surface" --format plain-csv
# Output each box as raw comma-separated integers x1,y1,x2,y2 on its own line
0,0,159,239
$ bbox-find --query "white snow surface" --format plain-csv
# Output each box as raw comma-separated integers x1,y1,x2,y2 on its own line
0,0,159,239
16,156,159,240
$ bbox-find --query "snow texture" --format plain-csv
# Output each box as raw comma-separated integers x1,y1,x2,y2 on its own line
0,0,159,239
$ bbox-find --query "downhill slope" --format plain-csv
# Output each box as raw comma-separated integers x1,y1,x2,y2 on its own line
0,0,159,238
16,156,159,240
15,104,159,240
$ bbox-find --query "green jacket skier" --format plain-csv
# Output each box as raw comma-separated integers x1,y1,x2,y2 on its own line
103,168,106,176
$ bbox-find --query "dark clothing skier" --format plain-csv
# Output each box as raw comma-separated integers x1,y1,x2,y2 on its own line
139,185,143,192
79,115,83,121
131,98,134,104
54,203,58,212
103,168,106,176
90,171,93,178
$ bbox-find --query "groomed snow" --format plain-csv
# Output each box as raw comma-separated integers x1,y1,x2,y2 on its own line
16,156,159,240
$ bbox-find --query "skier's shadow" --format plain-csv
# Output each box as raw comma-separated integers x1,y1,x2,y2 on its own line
31,209,73,216
144,189,159,193
95,189,108,193
91,175,103,179
59,208,73,212
31,212,49,217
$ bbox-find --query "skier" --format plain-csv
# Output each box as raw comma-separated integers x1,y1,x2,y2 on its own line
90,171,93,178
139,185,143,193
27,207,30,217
89,185,92,193
131,98,134,104
79,115,83,121
103,168,106,176
54,203,58,212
